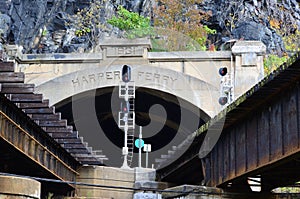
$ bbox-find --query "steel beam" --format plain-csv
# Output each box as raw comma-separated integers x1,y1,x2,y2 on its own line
0,111,78,183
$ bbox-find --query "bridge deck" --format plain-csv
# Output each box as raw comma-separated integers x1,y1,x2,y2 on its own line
0,61,108,194
0,93,78,193
205,52,300,191
157,52,300,191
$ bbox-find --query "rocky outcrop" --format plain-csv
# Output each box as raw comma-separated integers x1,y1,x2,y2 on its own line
0,0,96,53
0,0,299,54
201,0,300,54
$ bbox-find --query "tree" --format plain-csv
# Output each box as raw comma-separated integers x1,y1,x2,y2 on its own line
153,0,215,51
70,0,216,52
107,6,152,39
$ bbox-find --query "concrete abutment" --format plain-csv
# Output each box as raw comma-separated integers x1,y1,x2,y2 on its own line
0,175,41,199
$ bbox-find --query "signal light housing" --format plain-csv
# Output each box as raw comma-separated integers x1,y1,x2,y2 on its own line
122,65,131,82
218,96,228,105
219,67,228,76
121,101,130,113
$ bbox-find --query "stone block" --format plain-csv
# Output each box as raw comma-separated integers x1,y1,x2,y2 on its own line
0,175,41,199
134,181,168,190
232,41,266,55
134,167,156,181
99,38,151,58
76,166,135,199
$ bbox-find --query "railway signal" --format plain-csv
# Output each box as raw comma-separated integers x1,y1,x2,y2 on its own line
218,66,232,106
219,67,228,76
122,65,131,82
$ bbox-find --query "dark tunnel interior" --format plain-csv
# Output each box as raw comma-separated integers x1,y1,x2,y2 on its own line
55,86,209,168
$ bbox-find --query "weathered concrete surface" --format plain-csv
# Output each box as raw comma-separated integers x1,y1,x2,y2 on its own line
134,167,168,190
31,64,220,117
134,167,156,181
232,41,266,97
75,166,169,199
162,185,279,199
162,185,223,199
75,166,135,199
0,175,41,199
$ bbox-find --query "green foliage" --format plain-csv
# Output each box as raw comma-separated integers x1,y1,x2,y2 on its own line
273,186,300,194
70,1,217,52
45,192,53,199
264,54,287,75
107,6,150,30
203,25,217,35
107,6,152,38
42,29,48,36
75,27,91,37
107,5,216,51
283,30,300,52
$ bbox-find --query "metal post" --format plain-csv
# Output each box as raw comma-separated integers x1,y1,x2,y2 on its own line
144,144,151,168
119,66,135,169
230,55,235,102
146,150,149,168
121,82,130,169
139,126,142,168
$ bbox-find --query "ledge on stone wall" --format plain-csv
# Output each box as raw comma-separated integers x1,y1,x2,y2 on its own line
16,52,103,63
232,41,266,55
147,51,232,62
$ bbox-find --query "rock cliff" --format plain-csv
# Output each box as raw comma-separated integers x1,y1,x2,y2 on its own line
0,0,299,54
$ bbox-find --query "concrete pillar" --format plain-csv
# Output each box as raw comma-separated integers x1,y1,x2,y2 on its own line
232,41,266,99
0,175,41,199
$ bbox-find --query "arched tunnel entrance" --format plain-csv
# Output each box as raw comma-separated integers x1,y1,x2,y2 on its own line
55,86,210,169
